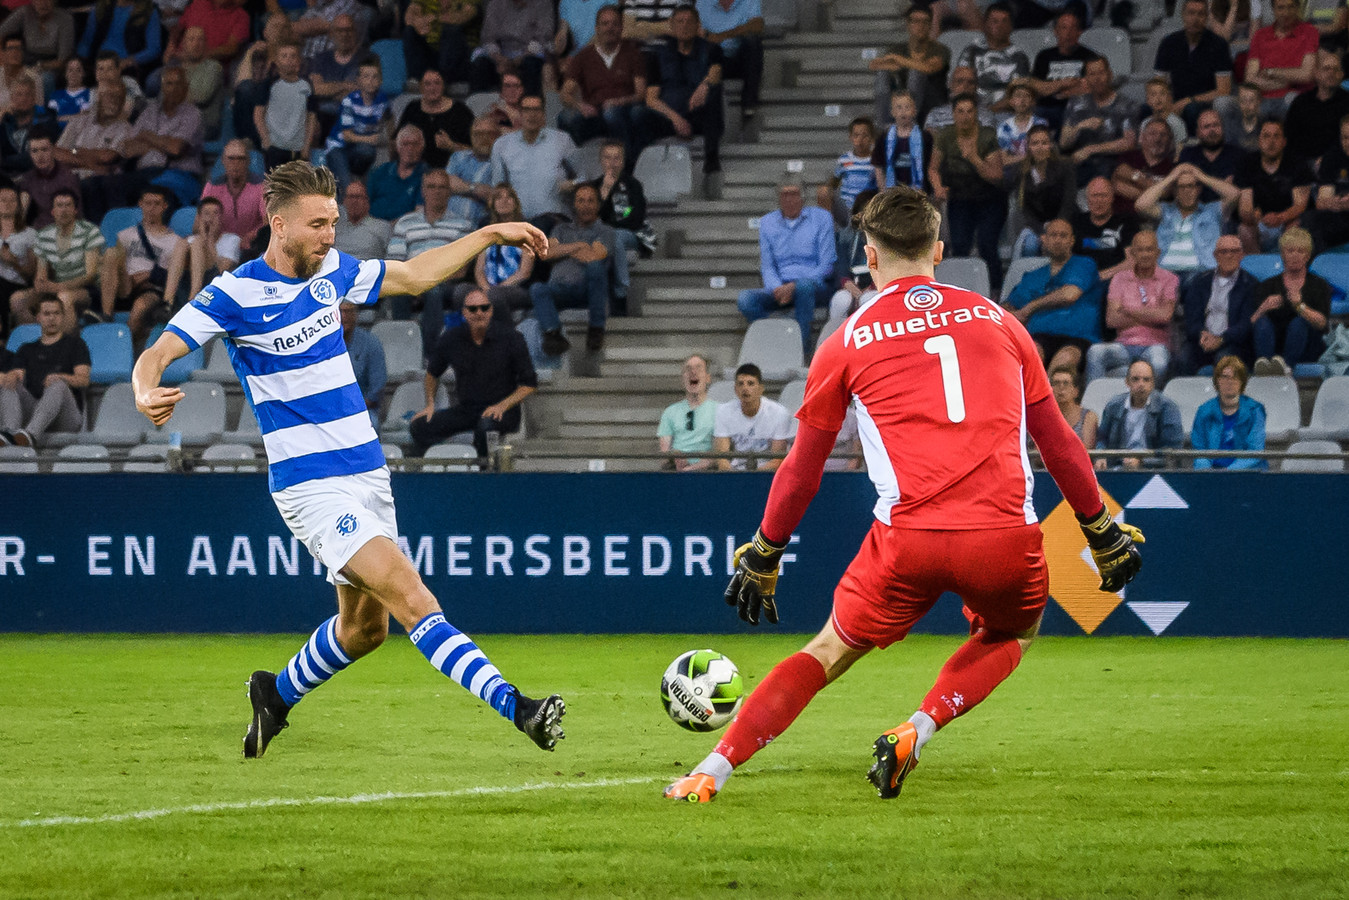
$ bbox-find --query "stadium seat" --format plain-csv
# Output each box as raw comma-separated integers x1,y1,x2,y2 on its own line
634,143,693,204
371,320,423,382
207,149,265,183
736,319,806,381
161,342,206,385
1297,375,1349,441
573,137,607,183
191,338,238,383
1080,27,1132,77
0,444,38,473
123,443,170,472
381,381,448,441
200,442,257,472
1002,256,1048,298
1281,439,1345,472
1244,375,1302,441
389,92,417,128
145,381,226,446
5,322,39,352
707,380,736,404
937,30,979,64
53,443,112,473
1310,254,1349,316
80,382,145,446
777,378,806,415
370,39,407,95
464,92,497,116
761,0,798,35
1010,28,1055,62
380,442,404,459
99,207,142,248
1240,254,1283,282
423,443,478,471
815,315,842,352
83,324,134,384
1163,376,1217,438
222,402,263,445
934,256,991,297
169,206,196,238
1081,376,1122,419
150,170,202,209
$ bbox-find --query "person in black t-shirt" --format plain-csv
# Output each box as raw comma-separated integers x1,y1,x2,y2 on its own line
1236,120,1314,252
408,289,537,460
1178,108,1243,201
1029,10,1097,132
0,292,89,447
1070,176,1139,281
1283,50,1349,166
1153,0,1234,129
1310,116,1349,250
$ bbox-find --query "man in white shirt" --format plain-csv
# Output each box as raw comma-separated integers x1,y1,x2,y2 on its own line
713,362,791,471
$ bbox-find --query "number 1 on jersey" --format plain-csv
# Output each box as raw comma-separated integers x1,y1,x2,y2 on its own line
923,334,966,423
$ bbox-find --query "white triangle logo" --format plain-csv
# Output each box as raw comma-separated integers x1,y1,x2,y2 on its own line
1126,475,1189,509
1128,601,1189,635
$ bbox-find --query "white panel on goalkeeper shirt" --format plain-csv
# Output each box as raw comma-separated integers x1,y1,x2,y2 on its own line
165,249,388,493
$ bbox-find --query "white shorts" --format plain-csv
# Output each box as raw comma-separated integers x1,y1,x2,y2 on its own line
271,467,399,585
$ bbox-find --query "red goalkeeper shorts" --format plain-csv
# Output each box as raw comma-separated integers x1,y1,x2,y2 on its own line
830,521,1049,650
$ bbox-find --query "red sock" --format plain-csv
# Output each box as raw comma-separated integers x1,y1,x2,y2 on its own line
920,631,1024,729
714,652,827,768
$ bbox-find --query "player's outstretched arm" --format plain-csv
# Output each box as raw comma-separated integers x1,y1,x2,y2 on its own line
132,330,191,427
381,222,548,297
725,422,837,625
1025,396,1144,591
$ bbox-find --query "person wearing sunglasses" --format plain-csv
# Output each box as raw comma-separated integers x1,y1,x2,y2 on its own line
657,354,718,470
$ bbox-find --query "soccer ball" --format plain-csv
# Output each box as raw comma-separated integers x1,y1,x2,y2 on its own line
660,649,745,732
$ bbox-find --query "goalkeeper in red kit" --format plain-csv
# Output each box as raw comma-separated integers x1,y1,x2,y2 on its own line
665,186,1144,803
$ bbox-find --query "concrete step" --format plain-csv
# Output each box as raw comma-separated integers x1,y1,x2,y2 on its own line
644,286,744,302
770,30,899,49
760,85,874,105
674,242,759,260
720,158,838,183
558,422,656,439
722,141,853,159
757,109,873,131
635,258,761,277
604,315,745,334
563,406,665,425
794,72,878,92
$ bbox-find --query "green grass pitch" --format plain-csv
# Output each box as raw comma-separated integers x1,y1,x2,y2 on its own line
2,633,1346,899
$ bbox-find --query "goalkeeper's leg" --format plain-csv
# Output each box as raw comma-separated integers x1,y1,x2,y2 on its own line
668,621,867,799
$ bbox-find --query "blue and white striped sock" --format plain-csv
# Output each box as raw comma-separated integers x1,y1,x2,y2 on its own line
275,616,353,707
409,613,516,720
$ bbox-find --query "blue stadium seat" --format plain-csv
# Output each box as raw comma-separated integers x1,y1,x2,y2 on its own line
5,322,39,352
150,170,202,208
1310,254,1349,316
100,207,142,248
169,206,196,238
82,323,134,384
371,39,408,96
1240,253,1283,282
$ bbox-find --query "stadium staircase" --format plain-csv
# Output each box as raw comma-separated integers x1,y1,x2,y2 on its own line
519,0,898,470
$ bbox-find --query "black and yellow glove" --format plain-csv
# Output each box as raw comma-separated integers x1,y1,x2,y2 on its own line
724,530,787,626
1077,506,1145,592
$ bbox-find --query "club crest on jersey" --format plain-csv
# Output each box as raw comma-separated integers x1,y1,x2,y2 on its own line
903,285,943,312
335,513,358,535
311,278,337,304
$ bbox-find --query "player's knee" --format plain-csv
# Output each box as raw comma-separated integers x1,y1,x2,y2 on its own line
338,616,388,657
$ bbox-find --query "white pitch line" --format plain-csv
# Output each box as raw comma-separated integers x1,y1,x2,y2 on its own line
6,775,665,829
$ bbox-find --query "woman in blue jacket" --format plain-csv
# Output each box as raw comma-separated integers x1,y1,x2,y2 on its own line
1191,354,1267,470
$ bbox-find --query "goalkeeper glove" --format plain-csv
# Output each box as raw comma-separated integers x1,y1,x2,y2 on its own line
1077,506,1145,592
724,529,787,626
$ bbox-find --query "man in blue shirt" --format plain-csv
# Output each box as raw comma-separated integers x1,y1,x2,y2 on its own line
367,126,426,222
1001,218,1103,374
130,160,566,760
695,0,763,120
736,176,836,355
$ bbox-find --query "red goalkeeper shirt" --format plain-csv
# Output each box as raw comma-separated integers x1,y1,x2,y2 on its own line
796,275,1054,530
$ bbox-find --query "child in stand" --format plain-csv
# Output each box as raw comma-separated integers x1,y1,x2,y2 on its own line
1141,76,1188,148
323,57,391,194
996,79,1047,167
818,116,878,227
870,91,930,194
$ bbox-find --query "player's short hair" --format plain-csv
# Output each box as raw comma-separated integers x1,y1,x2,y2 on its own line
855,184,940,262
29,291,60,316
1212,354,1248,392
851,187,878,218
264,160,337,217
735,363,762,382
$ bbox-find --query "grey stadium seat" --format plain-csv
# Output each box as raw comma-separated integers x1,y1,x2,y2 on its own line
777,379,806,416
423,443,478,472
1080,377,1122,420
123,444,170,473
1163,376,1217,439
0,445,39,473
1281,440,1345,472
707,380,736,404
221,402,263,446
200,442,258,472
1298,376,1349,441
145,381,227,446
1002,256,1049,298
381,381,448,443
934,256,991,297
634,143,693,204
80,382,145,447
937,30,979,65
191,338,238,383
371,320,423,382
736,319,807,381
1080,27,1132,77
53,444,112,473
1244,376,1302,442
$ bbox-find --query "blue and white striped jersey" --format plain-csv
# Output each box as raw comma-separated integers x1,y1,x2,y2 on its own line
165,249,387,493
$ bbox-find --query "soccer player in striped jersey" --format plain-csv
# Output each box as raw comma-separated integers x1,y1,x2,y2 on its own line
665,186,1145,803
131,161,565,758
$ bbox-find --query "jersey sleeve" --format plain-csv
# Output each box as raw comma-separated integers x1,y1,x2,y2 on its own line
164,283,230,350
338,249,386,305
794,328,850,434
